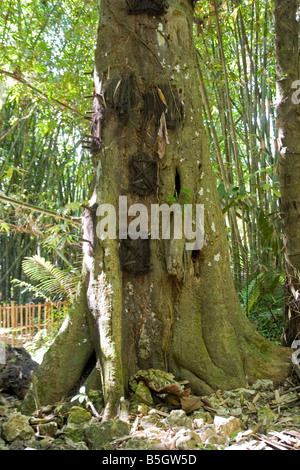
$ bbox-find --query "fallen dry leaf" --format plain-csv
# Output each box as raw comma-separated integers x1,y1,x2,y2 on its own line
157,112,169,159
180,395,204,413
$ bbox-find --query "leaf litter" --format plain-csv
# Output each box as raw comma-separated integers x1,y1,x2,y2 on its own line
0,368,300,450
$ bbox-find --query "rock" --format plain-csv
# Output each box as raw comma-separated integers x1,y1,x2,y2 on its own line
9,439,34,450
85,419,131,450
2,412,35,442
291,416,300,426
193,418,205,429
64,406,92,442
54,401,74,416
230,408,243,417
162,410,192,429
38,422,58,436
223,388,256,399
124,437,154,450
47,438,78,451
129,369,184,394
67,406,92,425
137,404,151,415
39,436,55,449
252,379,274,392
205,434,230,448
214,416,242,438
0,437,8,450
192,410,213,424
175,429,202,450
257,405,278,424
225,443,248,450
0,345,38,399
131,381,154,407
139,412,165,429
196,424,215,443
193,411,214,429
73,441,89,450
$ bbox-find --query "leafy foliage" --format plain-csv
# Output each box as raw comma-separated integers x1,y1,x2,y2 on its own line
0,0,99,301
13,255,80,301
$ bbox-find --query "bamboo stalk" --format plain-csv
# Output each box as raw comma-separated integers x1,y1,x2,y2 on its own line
11,302,15,346
38,303,41,348
0,305,2,343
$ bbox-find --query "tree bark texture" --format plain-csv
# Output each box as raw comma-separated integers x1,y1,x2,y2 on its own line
274,0,300,346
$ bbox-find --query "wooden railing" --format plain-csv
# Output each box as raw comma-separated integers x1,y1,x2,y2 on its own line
0,301,68,347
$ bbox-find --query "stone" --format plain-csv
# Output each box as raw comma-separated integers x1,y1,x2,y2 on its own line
139,412,165,429
193,418,205,429
0,437,8,450
230,408,243,417
54,401,74,416
47,438,77,451
9,439,33,450
192,410,213,424
2,412,35,442
252,379,274,392
223,388,256,399
214,416,242,438
124,437,154,450
137,404,151,415
196,424,215,443
73,441,89,451
205,435,230,448
64,406,92,442
131,381,154,407
67,406,92,424
162,410,192,429
85,419,131,450
129,369,184,394
291,415,300,426
0,346,38,399
257,405,278,424
39,436,55,449
38,422,58,437
225,443,248,450
175,429,202,450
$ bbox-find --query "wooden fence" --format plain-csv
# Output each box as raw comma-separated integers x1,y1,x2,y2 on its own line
0,301,68,347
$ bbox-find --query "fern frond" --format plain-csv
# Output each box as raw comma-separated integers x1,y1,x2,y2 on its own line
11,279,52,302
21,255,80,301
239,271,281,315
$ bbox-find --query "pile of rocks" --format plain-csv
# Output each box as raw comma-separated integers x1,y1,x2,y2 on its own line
0,375,299,450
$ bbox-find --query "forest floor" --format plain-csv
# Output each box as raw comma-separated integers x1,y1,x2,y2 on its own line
0,369,300,451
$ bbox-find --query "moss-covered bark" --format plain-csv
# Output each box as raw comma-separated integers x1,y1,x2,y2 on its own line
21,283,93,414
274,0,300,346
22,0,291,416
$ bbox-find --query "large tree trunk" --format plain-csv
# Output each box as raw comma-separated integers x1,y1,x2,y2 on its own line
22,0,291,418
274,0,300,346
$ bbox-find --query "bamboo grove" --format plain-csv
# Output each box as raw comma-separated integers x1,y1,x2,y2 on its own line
0,0,295,342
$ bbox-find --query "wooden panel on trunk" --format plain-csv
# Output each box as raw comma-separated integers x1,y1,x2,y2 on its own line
120,237,151,274
104,73,137,123
142,85,184,130
126,0,168,16
128,152,158,197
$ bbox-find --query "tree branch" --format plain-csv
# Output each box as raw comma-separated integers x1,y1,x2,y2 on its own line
0,220,45,237
0,104,37,143
0,195,81,225
0,69,84,118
